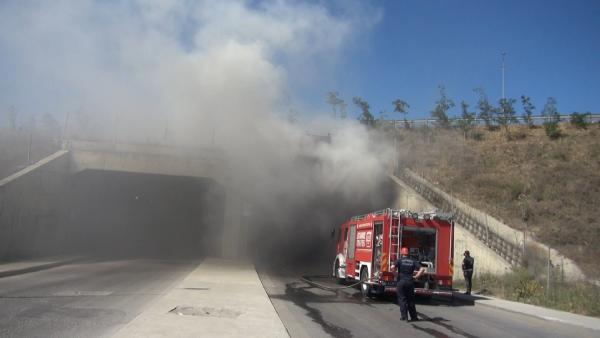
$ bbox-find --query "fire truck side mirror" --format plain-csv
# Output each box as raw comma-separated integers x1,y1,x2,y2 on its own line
330,228,335,238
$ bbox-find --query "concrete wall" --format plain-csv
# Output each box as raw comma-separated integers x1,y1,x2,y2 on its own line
0,150,71,259
389,175,512,280
68,140,227,184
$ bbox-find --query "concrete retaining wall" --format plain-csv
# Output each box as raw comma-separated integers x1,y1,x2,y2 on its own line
389,175,511,280
0,150,71,259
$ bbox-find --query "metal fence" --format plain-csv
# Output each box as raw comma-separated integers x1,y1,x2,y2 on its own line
386,113,600,129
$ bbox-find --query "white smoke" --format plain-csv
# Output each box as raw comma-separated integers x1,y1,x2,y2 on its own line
0,0,392,259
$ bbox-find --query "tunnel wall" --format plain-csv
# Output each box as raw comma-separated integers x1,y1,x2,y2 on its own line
0,150,71,260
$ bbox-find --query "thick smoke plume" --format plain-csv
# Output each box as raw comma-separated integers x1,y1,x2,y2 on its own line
0,1,394,264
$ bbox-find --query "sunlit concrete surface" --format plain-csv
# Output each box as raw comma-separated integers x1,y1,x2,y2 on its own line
114,258,288,337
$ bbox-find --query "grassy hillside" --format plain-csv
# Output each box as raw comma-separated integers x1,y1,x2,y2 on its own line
394,123,600,279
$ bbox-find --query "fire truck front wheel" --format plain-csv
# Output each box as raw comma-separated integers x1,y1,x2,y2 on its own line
334,260,344,284
359,267,373,298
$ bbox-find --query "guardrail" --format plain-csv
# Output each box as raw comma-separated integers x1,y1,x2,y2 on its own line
396,169,523,267
386,113,600,129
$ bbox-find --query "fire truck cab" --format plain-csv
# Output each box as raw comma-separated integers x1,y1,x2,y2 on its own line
333,209,454,298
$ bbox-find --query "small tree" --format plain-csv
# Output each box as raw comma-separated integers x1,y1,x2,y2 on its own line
327,91,344,119
569,111,591,129
496,98,518,139
521,95,535,128
430,85,454,129
474,88,495,130
287,108,298,125
457,101,476,139
41,113,59,132
353,96,375,127
392,98,410,129
542,97,561,139
7,106,18,130
376,109,390,130
339,101,347,119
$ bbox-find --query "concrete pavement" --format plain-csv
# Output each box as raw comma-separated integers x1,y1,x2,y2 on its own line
454,291,600,332
0,258,200,337
114,258,289,337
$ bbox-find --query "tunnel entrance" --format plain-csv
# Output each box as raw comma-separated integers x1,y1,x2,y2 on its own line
66,170,224,259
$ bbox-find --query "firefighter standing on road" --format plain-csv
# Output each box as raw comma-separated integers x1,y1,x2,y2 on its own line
462,250,474,295
392,247,426,322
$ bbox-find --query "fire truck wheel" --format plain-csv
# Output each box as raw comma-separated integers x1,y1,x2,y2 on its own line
359,267,372,298
334,260,344,284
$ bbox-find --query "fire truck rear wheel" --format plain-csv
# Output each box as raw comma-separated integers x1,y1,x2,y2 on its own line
360,267,372,298
334,260,344,284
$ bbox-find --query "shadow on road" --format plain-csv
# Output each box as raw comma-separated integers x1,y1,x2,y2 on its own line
267,275,482,338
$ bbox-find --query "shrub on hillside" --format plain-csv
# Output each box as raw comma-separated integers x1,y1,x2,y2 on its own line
544,121,561,139
569,112,591,129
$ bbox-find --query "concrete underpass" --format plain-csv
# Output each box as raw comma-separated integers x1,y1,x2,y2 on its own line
66,170,224,259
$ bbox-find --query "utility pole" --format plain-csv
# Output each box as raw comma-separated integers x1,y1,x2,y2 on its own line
27,115,34,164
501,52,507,99
547,244,551,299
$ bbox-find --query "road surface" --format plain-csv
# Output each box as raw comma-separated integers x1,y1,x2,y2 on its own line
258,270,597,338
0,258,199,337
1,259,597,337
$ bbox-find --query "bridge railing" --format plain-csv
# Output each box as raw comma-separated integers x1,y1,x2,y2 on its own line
385,113,600,129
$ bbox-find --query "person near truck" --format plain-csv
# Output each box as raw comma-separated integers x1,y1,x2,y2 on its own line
391,247,426,322
462,250,474,295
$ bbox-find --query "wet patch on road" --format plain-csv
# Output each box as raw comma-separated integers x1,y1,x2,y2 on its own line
169,306,241,318
268,281,382,338
414,313,479,338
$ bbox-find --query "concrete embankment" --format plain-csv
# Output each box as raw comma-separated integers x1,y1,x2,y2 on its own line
396,169,586,282
389,174,512,280
0,150,71,260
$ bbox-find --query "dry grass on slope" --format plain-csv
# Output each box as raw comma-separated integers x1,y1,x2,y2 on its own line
395,123,600,279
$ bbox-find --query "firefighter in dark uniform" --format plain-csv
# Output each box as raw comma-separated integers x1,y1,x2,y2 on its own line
391,247,426,322
462,250,474,295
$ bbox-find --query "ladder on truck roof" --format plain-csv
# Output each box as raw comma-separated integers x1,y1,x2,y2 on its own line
389,214,401,267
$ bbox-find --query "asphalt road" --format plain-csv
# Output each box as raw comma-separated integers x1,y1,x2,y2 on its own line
0,258,199,337
258,270,598,338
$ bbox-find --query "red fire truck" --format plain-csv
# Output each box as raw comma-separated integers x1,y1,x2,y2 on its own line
332,208,454,297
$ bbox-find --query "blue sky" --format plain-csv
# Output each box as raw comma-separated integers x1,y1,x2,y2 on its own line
1,0,598,125
306,0,600,120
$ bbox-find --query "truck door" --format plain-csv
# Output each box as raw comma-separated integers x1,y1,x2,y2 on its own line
373,221,383,276
346,225,357,279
